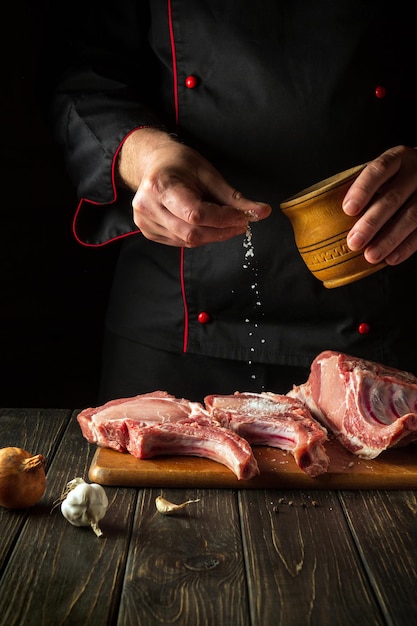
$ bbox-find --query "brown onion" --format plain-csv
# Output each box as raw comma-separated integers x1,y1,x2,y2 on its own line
0,447,46,509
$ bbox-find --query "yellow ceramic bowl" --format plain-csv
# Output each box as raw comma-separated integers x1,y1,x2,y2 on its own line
280,164,386,288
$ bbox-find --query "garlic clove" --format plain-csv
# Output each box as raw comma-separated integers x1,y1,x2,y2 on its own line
155,495,199,515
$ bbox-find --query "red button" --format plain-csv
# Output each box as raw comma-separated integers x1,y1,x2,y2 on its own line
358,322,370,335
197,311,211,324
185,75,198,89
375,85,386,99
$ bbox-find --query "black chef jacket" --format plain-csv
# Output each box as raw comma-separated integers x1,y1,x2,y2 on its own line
45,0,417,374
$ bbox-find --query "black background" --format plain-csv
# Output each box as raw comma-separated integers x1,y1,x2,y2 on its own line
1,1,119,408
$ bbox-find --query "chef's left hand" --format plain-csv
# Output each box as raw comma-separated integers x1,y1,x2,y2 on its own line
343,145,417,265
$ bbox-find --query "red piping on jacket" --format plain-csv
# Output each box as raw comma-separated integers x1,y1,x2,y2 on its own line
72,127,145,248
168,0,189,353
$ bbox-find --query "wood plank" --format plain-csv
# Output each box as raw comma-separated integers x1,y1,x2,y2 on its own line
0,412,137,625
89,438,417,489
118,487,250,626
339,490,417,625
239,489,385,626
0,408,71,570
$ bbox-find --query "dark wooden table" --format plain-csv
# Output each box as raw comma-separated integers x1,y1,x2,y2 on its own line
1,407,417,626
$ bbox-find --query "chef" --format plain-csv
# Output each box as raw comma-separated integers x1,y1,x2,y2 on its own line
43,0,417,402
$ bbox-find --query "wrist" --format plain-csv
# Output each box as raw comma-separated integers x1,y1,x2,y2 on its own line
116,127,176,191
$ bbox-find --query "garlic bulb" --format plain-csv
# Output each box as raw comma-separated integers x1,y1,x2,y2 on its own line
60,478,108,537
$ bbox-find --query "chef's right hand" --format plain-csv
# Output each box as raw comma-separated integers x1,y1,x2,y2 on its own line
117,128,271,247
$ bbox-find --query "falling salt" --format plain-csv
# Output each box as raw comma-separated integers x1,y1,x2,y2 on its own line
242,224,266,389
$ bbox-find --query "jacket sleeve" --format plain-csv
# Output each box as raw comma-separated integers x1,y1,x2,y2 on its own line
42,0,169,245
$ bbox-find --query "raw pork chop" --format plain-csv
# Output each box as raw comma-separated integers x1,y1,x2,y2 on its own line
204,392,329,477
126,416,259,481
288,350,417,458
77,391,259,480
78,391,191,452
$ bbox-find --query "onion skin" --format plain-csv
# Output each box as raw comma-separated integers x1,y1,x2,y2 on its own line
0,447,46,509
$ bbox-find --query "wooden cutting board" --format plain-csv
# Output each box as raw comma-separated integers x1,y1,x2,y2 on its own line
88,439,417,489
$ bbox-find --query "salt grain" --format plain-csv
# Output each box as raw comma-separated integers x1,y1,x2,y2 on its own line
242,224,266,388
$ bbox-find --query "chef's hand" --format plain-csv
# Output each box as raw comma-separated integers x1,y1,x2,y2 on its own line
343,145,417,265
117,127,271,247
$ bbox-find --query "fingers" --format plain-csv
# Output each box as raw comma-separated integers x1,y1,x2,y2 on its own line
231,195,272,221
199,167,272,221
132,161,272,247
364,193,417,265
133,185,252,247
343,152,399,217
344,146,417,264
134,206,250,247
346,186,403,252
158,184,248,228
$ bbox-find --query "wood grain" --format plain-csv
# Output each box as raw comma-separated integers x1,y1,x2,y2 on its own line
339,490,417,624
118,488,249,626
239,489,385,625
88,438,417,490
